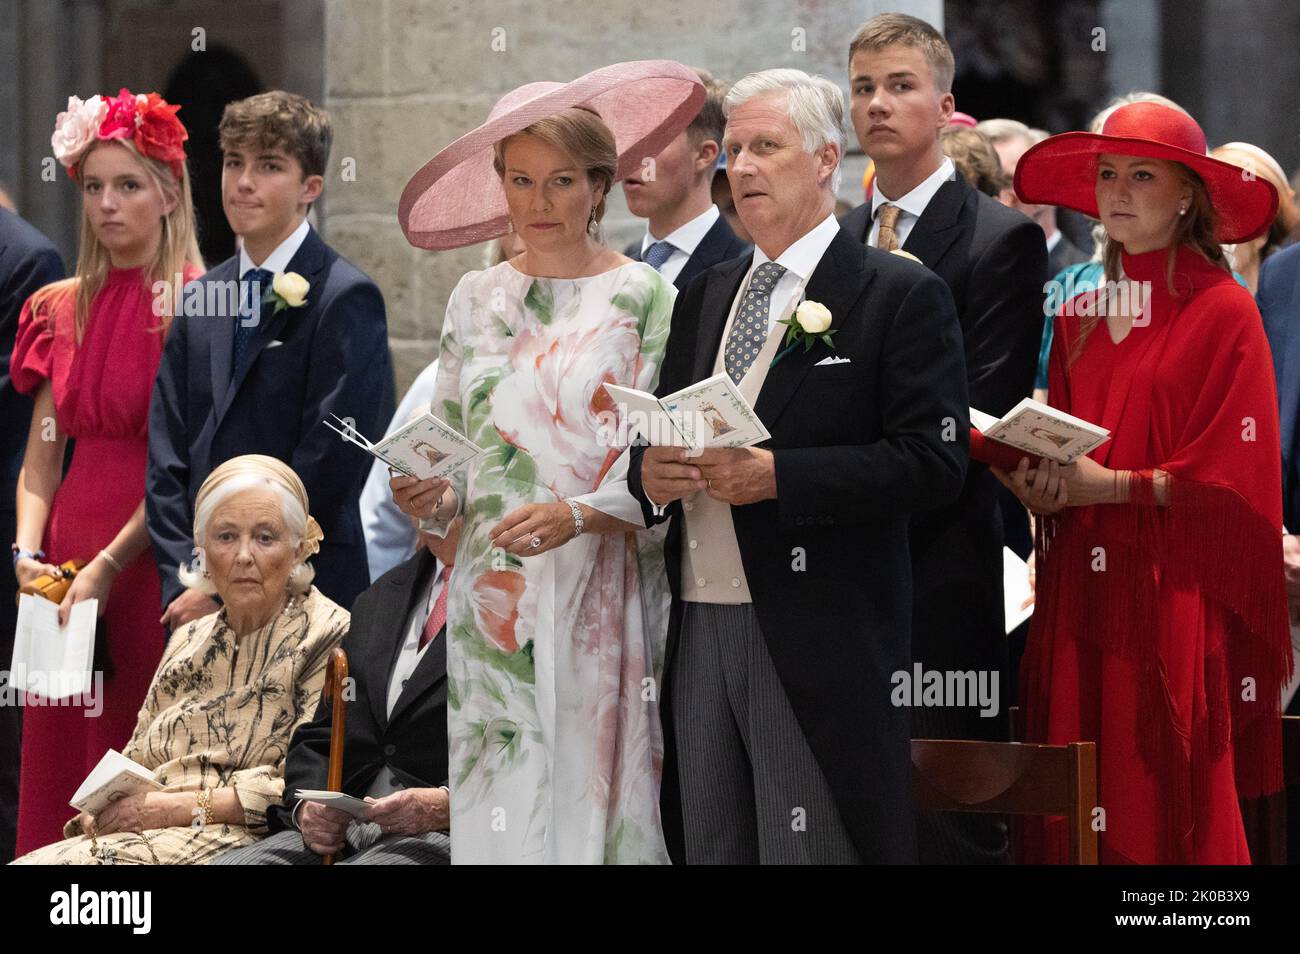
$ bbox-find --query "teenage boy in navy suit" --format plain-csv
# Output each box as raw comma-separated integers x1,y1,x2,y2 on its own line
148,91,395,627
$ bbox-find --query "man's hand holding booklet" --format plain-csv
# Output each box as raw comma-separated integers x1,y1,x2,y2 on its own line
603,372,770,450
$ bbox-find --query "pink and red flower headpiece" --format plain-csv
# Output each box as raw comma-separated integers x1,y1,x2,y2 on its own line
52,89,189,182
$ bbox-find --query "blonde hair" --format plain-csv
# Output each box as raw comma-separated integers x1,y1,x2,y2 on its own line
492,108,617,231
72,138,203,342
848,12,955,93
941,127,1007,196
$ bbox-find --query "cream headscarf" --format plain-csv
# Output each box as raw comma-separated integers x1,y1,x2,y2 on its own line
193,454,324,558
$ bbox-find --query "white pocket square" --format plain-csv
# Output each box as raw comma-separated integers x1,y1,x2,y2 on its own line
265,339,285,348
814,356,851,366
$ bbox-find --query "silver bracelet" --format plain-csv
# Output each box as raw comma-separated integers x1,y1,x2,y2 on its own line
566,500,585,537
98,548,123,573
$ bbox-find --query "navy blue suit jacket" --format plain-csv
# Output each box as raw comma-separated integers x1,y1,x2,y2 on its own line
623,212,750,291
1258,242,1300,529
0,209,65,482
147,226,395,612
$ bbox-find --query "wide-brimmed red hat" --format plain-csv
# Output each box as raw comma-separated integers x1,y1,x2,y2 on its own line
399,60,705,251
1014,102,1278,244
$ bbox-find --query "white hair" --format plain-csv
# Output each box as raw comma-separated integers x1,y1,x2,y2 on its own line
724,68,847,194
178,473,315,596
975,117,1033,146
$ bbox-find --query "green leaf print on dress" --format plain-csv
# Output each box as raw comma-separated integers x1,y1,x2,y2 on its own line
432,261,676,863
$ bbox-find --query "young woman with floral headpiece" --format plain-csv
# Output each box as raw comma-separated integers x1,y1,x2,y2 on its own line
10,89,203,853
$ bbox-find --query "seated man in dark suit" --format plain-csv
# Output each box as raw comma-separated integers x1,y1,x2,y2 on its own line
622,68,749,288
215,519,458,865
148,91,395,629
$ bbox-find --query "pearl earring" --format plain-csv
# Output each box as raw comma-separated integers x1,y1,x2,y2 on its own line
1179,205,1188,216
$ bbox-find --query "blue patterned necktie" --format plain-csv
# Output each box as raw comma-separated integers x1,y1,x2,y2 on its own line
233,267,272,378
642,240,676,271
723,261,786,384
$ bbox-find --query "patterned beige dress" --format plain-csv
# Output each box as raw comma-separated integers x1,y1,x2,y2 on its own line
12,587,348,865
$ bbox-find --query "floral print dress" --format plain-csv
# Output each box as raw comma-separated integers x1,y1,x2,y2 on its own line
433,260,674,863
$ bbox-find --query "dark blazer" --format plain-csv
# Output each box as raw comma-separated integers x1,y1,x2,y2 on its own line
147,226,395,613
268,548,448,833
842,178,1043,863
0,209,65,481
1048,231,1091,277
628,226,969,863
841,179,1045,658
1259,242,1300,529
624,211,750,290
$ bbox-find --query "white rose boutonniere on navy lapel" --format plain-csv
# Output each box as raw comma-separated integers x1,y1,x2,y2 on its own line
263,271,311,315
771,299,836,369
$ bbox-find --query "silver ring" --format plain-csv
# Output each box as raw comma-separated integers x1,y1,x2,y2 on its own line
530,536,542,549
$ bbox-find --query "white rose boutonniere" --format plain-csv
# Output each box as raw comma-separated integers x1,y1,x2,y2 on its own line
264,271,311,314
771,299,836,368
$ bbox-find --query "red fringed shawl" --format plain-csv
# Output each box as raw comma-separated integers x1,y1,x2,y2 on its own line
1024,245,1292,864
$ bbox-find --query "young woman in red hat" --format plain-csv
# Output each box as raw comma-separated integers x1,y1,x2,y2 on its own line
1002,101,1292,864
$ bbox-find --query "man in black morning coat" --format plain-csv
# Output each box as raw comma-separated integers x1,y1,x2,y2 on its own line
629,69,968,864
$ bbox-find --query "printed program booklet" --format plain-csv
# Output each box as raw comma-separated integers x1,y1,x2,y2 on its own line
325,412,484,480
69,749,163,815
969,398,1109,469
603,373,771,450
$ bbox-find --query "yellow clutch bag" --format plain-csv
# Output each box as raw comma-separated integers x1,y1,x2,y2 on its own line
17,559,86,606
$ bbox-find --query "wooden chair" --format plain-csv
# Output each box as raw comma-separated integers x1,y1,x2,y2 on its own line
911,737,1099,864
321,648,349,866
999,709,1300,864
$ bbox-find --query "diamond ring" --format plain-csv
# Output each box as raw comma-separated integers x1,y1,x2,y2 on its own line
530,536,542,549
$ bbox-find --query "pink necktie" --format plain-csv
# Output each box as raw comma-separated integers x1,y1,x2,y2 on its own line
420,568,450,650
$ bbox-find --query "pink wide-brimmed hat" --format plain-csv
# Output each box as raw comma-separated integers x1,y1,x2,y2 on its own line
399,60,706,251
1014,102,1279,244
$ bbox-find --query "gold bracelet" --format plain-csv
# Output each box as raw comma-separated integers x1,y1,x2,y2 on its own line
195,787,215,827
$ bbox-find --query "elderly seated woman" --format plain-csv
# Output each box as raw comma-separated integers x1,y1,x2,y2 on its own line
11,455,349,865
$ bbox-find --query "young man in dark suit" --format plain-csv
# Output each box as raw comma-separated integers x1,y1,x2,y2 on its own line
0,207,64,862
840,14,1047,864
215,521,457,865
622,69,749,289
148,92,395,628
630,69,968,864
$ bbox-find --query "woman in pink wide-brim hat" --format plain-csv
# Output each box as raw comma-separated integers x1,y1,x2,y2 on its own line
390,61,703,864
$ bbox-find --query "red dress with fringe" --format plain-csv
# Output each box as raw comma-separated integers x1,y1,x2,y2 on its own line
1021,246,1292,864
